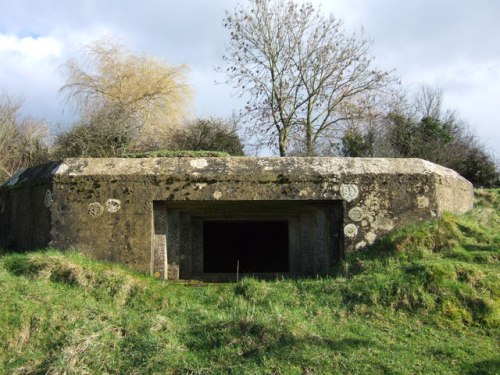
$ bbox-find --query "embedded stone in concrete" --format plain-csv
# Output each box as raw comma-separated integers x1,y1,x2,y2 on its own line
344,224,358,238
348,207,364,222
340,183,359,202
88,202,104,218
106,199,121,213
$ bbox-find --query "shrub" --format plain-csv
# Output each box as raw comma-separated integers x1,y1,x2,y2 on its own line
52,107,135,158
169,117,245,156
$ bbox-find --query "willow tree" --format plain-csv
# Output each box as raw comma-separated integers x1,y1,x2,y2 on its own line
222,0,393,156
59,39,192,152
0,93,49,183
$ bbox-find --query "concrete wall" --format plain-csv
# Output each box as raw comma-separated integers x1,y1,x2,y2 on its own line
0,162,59,251
0,157,473,278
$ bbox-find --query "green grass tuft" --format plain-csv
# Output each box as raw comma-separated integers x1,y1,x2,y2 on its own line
335,190,499,328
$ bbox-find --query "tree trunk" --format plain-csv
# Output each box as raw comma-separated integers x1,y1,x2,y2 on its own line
279,128,288,157
305,125,313,157
279,138,287,157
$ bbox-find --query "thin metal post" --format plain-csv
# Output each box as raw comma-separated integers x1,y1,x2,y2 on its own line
236,259,240,282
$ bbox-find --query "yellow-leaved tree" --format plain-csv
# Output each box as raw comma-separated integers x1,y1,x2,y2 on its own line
0,93,49,184
56,39,192,156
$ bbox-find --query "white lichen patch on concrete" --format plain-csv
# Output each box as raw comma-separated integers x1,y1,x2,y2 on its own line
365,232,377,245
44,190,53,208
355,241,367,250
106,199,121,213
190,159,209,169
348,207,364,221
373,215,394,231
213,191,223,200
344,224,358,238
357,189,397,235
299,190,308,197
257,159,274,171
340,183,359,202
88,202,104,217
195,183,208,190
417,196,429,208
320,182,339,197
363,192,381,212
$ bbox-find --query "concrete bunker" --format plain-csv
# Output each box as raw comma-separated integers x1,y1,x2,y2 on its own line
0,157,473,281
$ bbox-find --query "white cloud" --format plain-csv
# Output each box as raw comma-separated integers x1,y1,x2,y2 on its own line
0,33,65,125
0,34,61,60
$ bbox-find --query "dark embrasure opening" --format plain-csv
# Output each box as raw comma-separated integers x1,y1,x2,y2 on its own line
203,220,289,273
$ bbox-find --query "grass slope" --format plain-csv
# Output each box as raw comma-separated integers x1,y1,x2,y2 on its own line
0,190,498,374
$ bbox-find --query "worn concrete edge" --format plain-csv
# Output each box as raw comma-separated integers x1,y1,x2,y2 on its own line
1,157,472,189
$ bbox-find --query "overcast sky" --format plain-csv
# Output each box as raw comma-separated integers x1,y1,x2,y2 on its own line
0,0,498,158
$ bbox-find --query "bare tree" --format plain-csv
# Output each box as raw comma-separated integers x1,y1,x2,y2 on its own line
0,95,19,179
221,0,394,156
414,84,444,119
59,39,193,151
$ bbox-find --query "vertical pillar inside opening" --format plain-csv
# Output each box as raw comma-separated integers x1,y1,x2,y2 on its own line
152,201,167,279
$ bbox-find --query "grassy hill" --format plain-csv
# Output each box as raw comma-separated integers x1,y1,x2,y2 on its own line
0,190,498,374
